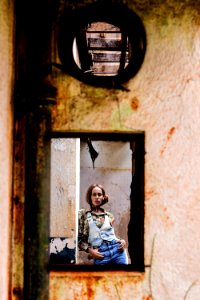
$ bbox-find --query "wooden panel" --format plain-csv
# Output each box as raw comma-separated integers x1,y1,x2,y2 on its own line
87,22,120,32
87,37,122,49
92,62,120,75
87,32,121,39
89,51,129,62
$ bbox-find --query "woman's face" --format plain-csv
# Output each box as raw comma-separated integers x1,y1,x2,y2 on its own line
91,186,104,208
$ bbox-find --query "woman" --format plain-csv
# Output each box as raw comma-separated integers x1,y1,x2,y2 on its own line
78,184,128,265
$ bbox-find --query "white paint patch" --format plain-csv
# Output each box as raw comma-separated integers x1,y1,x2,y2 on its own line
50,238,75,254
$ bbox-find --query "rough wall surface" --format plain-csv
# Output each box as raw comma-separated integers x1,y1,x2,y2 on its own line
49,1,200,300
0,1,14,299
79,141,132,264
50,139,77,237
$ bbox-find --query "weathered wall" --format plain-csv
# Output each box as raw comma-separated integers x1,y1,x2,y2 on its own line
0,1,14,300
50,139,78,238
79,140,132,264
80,140,132,242
50,139,132,265
49,139,78,265
49,1,200,299
0,0,198,299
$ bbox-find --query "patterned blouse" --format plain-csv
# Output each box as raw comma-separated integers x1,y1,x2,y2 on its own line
78,208,114,252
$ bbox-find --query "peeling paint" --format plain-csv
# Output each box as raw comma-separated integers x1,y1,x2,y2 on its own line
49,238,75,265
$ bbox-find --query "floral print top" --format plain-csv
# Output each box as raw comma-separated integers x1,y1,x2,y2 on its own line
78,208,114,252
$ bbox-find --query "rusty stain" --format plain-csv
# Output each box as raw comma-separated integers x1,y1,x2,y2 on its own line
50,271,144,300
162,207,174,228
130,97,139,110
145,189,157,201
160,127,176,156
167,127,175,140
142,295,153,300
86,279,95,300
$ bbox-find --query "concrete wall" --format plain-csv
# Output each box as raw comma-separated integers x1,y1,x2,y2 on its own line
50,139,132,265
1,0,200,299
80,140,132,241
49,1,200,299
79,140,132,264
50,139,79,265
50,138,78,238
0,1,14,299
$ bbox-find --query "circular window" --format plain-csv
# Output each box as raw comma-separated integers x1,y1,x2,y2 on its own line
58,3,146,87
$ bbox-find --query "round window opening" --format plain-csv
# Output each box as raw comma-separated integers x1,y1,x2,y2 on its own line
58,3,146,87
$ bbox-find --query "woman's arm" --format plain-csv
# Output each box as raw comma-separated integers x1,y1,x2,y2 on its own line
78,209,91,252
87,247,104,259
107,211,127,251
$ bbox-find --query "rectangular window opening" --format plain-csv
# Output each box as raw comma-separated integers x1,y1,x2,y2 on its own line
49,132,145,272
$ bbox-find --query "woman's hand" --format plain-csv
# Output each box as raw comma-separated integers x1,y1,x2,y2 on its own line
118,239,126,251
88,247,104,259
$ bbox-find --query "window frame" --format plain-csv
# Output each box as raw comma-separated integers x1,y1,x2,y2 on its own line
48,131,145,272
57,2,146,88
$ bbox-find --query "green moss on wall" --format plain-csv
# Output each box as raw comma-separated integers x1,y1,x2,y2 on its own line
109,100,133,130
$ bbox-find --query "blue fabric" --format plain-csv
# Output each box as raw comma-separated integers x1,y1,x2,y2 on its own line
94,240,128,265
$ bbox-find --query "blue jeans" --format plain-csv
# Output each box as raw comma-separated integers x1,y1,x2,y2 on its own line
94,240,128,265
